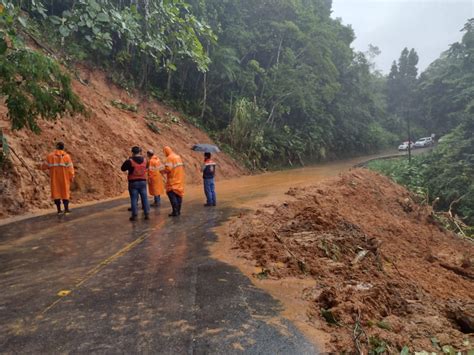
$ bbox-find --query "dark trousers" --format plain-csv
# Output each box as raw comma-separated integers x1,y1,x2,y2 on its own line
167,191,183,215
203,178,216,205
129,180,150,216
54,199,69,212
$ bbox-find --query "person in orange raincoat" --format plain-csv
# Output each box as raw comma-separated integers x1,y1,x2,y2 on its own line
161,146,185,217
146,149,165,207
41,142,74,214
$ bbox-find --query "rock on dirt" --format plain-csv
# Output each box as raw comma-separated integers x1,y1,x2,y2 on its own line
0,65,246,218
228,169,474,353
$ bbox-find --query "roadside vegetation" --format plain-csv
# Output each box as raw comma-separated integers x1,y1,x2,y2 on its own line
0,2,472,194
1,1,472,168
0,2,84,133
368,19,474,234
368,117,474,236
1,0,402,168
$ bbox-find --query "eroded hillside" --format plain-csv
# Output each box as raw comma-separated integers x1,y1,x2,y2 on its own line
0,65,245,218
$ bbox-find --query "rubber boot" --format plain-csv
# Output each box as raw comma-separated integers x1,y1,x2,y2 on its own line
54,199,62,214
63,199,71,214
168,203,178,217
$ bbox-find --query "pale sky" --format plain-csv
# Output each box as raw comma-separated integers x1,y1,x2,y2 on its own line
331,0,474,73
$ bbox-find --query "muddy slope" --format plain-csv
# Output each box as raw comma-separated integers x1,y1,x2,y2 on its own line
227,169,473,353
0,66,245,218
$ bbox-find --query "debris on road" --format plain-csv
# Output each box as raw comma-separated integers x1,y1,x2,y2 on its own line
227,169,474,353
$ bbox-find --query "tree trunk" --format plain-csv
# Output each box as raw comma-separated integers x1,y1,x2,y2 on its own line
200,71,207,119
167,70,173,94
200,42,210,119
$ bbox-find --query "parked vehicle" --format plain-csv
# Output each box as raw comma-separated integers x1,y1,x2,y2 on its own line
414,137,434,148
398,141,414,151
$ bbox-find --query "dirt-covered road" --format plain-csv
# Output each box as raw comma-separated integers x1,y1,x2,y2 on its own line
0,152,413,353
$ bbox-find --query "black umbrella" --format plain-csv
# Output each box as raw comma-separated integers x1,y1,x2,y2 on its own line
191,144,220,153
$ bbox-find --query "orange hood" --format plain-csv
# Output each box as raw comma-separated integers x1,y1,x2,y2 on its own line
164,146,173,157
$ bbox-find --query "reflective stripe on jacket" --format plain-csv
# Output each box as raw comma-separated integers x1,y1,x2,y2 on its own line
41,150,74,200
147,155,165,196
202,159,216,179
162,146,185,197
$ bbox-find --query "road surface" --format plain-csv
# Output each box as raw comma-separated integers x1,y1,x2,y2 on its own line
0,152,416,354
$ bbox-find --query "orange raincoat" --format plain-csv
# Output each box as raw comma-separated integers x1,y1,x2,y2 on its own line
161,146,185,197
41,150,74,200
147,155,165,196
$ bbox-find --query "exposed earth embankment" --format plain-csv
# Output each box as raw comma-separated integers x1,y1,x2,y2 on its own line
0,65,245,218
224,169,473,352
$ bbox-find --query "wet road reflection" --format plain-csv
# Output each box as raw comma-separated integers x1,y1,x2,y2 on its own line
0,152,401,353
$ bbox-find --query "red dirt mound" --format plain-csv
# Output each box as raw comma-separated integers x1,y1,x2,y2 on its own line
228,169,474,353
0,65,245,218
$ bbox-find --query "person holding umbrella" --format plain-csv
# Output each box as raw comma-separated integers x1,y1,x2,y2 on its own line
202,153,217,207
192,144,220,207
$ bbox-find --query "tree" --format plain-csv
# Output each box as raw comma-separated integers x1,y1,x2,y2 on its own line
386,47,420,152
417,18,474,134
0,2,83,133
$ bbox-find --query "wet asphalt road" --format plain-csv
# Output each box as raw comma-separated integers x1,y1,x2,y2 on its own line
1,151,424,353
0,196,316,354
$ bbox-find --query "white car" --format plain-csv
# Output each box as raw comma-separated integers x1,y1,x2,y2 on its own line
398,141,414,151
414,137,433,148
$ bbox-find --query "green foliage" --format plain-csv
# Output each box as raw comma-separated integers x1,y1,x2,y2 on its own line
30,0,215,90
416,19,474,135
385,47,420,142
320,308,339,326
7,0,472,179
372,20,474,228
376,321,392,331
422,116,474,225
146,121,160,134
174,0,395,167
0,1,84,133
0,130,9,167
9,0,405,166
369,114,474,227
369,336,388,354
111,99,138,112
400,346,410,355
368,157,428,197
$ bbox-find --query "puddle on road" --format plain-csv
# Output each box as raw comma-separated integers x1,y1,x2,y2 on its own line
0,151,402,351
211,222,331,351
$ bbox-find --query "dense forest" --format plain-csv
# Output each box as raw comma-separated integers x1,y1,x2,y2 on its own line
2,0,398,168
1,1,473,220
370,19,474,228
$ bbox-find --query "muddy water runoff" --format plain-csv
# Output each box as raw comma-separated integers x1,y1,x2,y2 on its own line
0,151,405,353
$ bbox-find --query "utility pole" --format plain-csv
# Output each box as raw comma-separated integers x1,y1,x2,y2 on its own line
407,109,412,164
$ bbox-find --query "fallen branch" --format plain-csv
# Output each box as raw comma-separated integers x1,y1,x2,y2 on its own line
353,309,369,355
272,229,307,273
352,249,368,266
448,194,465,218
19,29,56,56
439,263,474,280
9,146,37,183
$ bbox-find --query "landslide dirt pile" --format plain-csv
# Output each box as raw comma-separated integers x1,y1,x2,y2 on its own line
228,169,474,353
0,65,245,218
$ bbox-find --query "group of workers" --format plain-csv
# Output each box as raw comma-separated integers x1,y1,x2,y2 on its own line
41,142,217,220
